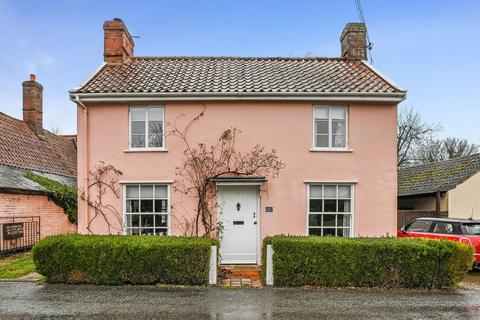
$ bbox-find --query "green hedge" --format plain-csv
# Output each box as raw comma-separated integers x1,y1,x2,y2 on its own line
33,235,219,285
262,236,473,288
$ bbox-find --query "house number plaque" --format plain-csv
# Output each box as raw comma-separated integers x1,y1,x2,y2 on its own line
265,206,273,213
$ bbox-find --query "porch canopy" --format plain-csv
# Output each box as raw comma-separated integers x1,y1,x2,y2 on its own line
211,176,267,186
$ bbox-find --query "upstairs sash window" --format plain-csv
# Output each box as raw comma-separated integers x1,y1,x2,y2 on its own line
130,107,164,149
314,106,347,149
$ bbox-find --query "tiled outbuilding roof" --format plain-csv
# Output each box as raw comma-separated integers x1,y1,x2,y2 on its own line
0,112,77,178
398,154,480,196
72,57,405,97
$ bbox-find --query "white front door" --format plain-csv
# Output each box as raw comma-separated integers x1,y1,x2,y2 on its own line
217,186,259,264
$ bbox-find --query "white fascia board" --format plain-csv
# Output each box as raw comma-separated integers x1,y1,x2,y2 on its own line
71,91,406,103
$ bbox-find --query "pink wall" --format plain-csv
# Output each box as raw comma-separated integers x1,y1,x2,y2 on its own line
77,101,397,237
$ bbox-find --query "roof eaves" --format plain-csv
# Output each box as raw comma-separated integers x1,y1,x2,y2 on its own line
361,60,406,93
70,91,406,103
398,188,450,197
70,62,107,93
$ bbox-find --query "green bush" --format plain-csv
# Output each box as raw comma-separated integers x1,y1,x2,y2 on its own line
33,234,219,285
262,236,473,288
24,172,77,224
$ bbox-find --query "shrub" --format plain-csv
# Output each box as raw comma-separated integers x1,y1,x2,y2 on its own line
24,172,77,224
33,234,219,285
262,236,473,288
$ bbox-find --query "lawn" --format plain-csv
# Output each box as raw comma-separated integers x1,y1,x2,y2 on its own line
0,252,35,279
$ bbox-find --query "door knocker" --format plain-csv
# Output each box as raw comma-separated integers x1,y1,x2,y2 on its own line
236,202,241,211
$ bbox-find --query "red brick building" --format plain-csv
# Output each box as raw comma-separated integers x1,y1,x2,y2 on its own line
0,75,77,242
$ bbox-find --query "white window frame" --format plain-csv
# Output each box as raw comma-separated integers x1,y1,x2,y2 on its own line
306,183,355,237
129,106,165,151
122,183,171,236
312,105,349,151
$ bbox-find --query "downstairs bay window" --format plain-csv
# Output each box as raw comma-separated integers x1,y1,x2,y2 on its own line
125,184,169,235
308,184,353,237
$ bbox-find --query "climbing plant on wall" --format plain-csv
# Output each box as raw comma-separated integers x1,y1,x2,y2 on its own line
23,172,78,224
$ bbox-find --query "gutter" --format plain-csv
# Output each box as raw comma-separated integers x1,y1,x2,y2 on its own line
0,187,46,196
69,91,406,103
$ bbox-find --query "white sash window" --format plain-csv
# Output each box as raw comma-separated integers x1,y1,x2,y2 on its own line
313,106,348,149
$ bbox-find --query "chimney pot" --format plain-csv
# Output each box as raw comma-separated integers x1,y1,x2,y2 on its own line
22,75,43,136
340,23,368,61
103,18,134,63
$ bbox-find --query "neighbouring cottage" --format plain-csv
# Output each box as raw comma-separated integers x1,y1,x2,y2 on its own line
398,154,480,227
0,75,77,247
70,19,406,264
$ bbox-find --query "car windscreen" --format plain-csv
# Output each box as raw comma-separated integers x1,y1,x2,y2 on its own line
463,223,480,235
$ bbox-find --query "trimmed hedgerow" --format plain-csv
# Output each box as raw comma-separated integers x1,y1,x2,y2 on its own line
23,172,77,224
33,234,219,285
262,236,473,288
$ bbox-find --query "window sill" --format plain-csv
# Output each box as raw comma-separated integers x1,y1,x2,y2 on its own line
124,148,168,153
309,148,353,153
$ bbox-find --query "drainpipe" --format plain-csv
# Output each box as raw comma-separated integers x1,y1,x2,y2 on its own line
435,191,441,215
75,95,89,232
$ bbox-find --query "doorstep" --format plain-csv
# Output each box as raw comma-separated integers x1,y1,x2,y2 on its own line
220,265,262,288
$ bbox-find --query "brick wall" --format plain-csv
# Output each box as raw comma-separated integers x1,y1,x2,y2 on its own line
0,192,77,238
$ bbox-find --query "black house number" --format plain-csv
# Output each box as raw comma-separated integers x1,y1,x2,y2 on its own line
265,206,273,213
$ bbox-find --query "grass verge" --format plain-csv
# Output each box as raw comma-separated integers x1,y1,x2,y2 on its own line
0,252,35,279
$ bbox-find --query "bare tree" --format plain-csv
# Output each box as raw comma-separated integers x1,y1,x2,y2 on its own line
50,126,62,135
80,162,123,234
414,138,446,163
397,107,441,167
415,137,479,164
443,137,479,159
169,107,285,237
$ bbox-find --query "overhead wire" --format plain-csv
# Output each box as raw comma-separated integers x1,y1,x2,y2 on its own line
354,0,374,63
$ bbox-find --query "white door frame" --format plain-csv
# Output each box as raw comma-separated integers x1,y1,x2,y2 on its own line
217,184,261,265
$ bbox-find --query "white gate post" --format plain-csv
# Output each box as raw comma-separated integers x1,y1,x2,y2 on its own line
209,245,217,285
266,244,274,286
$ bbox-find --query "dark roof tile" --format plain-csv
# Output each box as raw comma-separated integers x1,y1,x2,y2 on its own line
73,57,404,95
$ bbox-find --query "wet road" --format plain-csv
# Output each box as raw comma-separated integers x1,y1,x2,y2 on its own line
0,282,479,319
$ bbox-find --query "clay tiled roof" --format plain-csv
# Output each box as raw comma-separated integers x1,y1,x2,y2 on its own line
0,112,77,178
398,154,480,196
72,57,405,97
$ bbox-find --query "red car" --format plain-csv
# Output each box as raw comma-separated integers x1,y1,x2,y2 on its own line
398,217,480,268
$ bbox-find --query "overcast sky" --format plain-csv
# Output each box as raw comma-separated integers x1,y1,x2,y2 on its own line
0,0,479,143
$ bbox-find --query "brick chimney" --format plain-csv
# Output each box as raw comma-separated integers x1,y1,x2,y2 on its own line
103,18,134,63
22,74,43,135
340,23,367,61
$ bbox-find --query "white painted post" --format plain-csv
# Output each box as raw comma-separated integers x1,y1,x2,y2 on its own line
209,245,217,285
266,244,274,286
